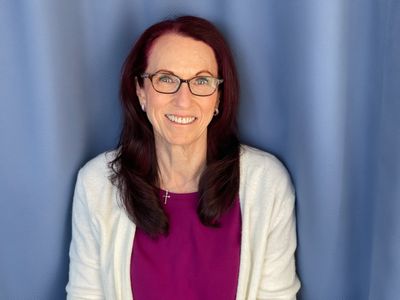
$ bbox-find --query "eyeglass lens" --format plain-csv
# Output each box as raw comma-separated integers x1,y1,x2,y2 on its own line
151,73,219,96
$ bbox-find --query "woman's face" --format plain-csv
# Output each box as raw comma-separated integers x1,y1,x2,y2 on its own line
136,33,219,149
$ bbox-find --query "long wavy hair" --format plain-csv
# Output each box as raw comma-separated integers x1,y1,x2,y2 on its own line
110,15,240,237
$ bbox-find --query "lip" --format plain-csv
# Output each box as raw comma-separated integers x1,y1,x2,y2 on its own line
165,114,197,125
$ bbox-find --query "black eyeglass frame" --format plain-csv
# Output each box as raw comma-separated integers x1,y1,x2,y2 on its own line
140,72,224,97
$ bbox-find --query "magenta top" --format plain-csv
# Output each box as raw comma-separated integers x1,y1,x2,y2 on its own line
130,190,241,300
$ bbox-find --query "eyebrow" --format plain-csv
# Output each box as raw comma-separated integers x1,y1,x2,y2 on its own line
154,69,216,77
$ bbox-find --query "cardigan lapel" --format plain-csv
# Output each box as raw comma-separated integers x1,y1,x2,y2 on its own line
236,148,251,300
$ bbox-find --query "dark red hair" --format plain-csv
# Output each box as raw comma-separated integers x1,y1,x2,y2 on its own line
110,15,240,237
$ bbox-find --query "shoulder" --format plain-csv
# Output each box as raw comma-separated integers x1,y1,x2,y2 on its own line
77,150,118,185
239,144,295,208
74,150,120,213
240,144,292,183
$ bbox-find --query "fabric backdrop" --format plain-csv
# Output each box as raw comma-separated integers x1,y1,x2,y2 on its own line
1,0,399,299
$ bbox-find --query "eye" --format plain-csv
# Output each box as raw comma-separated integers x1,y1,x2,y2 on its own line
156,74,177,84
193,77,211,85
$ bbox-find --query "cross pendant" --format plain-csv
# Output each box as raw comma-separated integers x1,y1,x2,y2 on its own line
163,190,170,205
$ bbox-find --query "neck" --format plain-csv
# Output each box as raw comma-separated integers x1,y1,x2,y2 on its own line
155,138,207,193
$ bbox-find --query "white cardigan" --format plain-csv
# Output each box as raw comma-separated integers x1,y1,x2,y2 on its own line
66,145,300,299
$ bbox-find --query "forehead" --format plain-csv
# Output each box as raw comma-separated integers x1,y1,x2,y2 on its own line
146,33,218,76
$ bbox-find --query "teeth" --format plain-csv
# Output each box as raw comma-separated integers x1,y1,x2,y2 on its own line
166,114,196,124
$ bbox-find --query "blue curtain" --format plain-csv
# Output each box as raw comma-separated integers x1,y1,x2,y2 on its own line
1,0,399,299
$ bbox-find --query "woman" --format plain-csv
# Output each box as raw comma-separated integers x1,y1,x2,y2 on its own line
66,15,300,299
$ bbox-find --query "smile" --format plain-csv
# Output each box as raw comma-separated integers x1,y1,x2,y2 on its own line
165,114,197,125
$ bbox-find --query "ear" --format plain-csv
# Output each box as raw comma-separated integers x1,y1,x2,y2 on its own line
135,77,146,107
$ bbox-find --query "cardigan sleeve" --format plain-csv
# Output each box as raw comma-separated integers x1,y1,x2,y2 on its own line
66,170,105,300
257,172,301,300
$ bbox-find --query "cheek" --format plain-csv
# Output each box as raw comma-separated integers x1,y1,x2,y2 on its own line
205,97,218,115
143,86,161,109
145,95,168,125
199,102,218,127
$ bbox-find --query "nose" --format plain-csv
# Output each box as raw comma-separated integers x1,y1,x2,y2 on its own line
173,82,192,108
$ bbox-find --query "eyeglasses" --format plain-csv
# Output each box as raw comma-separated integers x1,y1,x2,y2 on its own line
140,72,223,97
